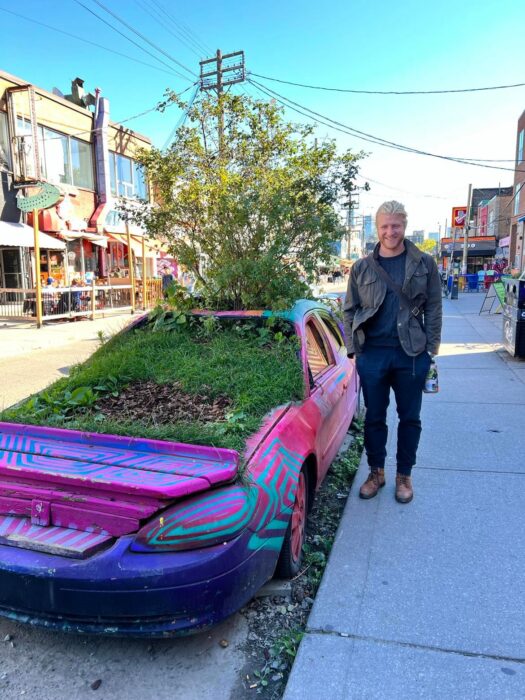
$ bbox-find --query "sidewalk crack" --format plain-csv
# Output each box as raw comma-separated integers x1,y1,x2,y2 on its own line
305,628,525,664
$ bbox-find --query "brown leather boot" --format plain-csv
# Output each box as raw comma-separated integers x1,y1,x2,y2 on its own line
395,475,413,504
359,468,385,499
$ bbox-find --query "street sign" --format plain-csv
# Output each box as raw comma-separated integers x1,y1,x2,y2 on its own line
16,181,61,212
451,206,467,228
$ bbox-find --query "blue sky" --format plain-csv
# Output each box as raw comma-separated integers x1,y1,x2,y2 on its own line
1,0,524,231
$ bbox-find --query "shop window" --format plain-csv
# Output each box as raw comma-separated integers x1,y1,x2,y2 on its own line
37,126,94,189
15,116,43,179
134,161,147,199
42,127,70,184
67,240,83,276
70,137,94,189
109,151,148,199
117,154,133,197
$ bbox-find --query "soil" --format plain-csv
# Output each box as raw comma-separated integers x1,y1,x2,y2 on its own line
96,381,232,424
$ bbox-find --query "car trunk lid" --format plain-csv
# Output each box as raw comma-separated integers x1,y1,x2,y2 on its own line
0,422,239,558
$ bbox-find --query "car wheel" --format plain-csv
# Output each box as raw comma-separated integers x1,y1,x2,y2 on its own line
275,467,309,578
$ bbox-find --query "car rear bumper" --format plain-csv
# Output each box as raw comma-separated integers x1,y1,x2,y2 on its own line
0,532,277,637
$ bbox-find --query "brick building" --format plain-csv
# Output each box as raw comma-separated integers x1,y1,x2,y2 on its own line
0,70,162,292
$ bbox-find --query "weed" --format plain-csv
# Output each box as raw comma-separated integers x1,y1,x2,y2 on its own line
217,409,248,436
96,330,108,346
24,385,98,421
93,374,128,398
271,629,304,664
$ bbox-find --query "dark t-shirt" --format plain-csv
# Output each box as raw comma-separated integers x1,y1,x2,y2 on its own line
363,251,406,347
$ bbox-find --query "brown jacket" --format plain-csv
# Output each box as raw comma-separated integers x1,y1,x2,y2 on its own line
343,240,442,357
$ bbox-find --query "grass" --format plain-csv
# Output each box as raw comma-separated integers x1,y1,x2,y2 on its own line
1,317,305,453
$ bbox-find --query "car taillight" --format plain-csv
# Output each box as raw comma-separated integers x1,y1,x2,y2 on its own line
131,485,257,552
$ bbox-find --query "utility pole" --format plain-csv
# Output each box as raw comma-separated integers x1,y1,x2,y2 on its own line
199,50,245,154
461,183,473,274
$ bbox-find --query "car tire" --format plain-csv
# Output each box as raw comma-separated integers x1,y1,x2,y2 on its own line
275,466,309,579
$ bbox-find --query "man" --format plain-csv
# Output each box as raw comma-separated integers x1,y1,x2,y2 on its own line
161,266,175,298
344,201,442,503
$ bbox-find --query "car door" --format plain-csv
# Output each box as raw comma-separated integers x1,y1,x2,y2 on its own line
303,313,348,476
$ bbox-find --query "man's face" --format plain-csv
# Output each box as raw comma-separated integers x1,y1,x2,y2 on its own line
377,213,406,256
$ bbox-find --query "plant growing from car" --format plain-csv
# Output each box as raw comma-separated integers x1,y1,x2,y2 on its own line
128,91,365,310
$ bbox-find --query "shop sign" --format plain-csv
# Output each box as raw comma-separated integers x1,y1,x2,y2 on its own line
451,206,467,228
441,238,496,255
16,182,61,212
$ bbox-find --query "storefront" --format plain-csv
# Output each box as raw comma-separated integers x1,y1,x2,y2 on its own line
0,221,66,290
105,232,158,279
440,236,497,273
61,232,108,283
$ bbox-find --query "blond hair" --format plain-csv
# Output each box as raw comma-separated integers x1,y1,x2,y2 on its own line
375,201,408,227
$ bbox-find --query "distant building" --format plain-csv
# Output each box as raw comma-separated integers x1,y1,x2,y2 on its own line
0,69,164,292
427,232,440,242
406,231,424,245
471,186,512,227
363,214,373,240
509,109,525,269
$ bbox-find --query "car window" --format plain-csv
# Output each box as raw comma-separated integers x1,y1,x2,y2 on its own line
305,319,334,378
318,313,345,353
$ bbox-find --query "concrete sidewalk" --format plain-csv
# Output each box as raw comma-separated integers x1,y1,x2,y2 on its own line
0,312,135,409
284,293,525,699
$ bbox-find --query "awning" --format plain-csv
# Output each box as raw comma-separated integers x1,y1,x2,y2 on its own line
59,231,108,248
106,232,158,258
0,221,66,250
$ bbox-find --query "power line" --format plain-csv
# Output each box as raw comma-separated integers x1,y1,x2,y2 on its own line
116,82,198,125
88,0,197,78
357,174,450,200
0,6,187,78
134,0,202,59
250,71,525,96
248,78,524,174
161,83,200,150
73,0,190,80
147,0,212,56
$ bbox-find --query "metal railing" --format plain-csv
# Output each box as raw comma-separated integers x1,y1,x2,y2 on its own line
0,278,165,323
0,284,133,321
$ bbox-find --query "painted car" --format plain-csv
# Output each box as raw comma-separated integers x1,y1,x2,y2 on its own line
0,300,359,637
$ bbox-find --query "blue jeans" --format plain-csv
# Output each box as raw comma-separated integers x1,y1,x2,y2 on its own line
356,346,431,476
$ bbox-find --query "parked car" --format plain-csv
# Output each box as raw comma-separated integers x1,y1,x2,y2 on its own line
0,300,359,636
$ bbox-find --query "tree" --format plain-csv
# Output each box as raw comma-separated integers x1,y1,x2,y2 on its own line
416,239,438,255
131,92,365,310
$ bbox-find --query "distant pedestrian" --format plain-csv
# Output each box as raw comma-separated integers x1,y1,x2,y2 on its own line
344,201,442,503
161,267,175,298
42,277,57,316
